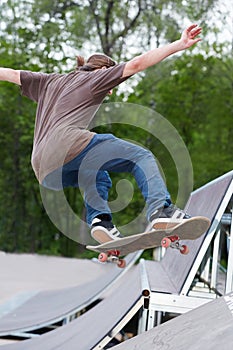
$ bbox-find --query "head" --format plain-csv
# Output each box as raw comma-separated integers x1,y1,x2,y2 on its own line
76,53,116,71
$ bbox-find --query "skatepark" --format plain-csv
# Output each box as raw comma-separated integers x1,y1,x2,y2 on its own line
0,170,232,349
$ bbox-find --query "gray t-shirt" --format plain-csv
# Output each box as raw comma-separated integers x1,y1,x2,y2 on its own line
20,63,129,183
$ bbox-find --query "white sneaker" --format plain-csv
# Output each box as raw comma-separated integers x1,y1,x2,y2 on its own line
150,205,191,230
91,218,123,244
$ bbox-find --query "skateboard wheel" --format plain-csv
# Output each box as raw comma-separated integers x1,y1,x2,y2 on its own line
180,245,189,255
161,237,171,248
117,259,126,268
98,252,108,262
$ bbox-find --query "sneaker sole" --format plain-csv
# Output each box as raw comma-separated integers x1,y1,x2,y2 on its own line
91,227,119,244
152,221,181,230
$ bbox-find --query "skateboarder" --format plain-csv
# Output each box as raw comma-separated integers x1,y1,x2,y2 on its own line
0,24,202,244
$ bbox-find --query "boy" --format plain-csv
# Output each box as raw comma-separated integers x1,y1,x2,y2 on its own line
0,24,202,243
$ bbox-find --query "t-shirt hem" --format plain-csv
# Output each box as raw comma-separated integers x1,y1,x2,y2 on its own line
34,133,96,184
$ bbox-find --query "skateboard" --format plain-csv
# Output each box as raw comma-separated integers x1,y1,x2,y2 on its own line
86,216,210,268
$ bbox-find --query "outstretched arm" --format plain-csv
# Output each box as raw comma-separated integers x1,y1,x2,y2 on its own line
122,24,202,77
0,68,21,85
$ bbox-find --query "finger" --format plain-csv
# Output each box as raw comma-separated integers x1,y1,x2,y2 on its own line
190,27,202,38
191,26,202,33
192,38,202,44
191,30,202,37
186,24,199,32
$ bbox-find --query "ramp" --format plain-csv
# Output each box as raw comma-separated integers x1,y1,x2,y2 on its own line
0,251,141,338
0,266,143,350
113,291,233,350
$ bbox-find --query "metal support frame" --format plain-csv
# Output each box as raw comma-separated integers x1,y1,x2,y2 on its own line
201,247,211,282
148,293,213,316
139,261,216,332
194,211,232,296
210,227,221,289
226,208,233,293
147,309,156,330
137,259,151,333
137,308,148,334
144,293,215,331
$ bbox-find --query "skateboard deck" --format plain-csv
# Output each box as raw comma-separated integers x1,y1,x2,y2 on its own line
87,216,210,267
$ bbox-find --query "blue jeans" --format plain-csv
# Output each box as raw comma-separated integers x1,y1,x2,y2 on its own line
42,134,171,226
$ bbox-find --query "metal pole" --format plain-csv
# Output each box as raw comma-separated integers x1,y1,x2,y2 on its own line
226,209,233,293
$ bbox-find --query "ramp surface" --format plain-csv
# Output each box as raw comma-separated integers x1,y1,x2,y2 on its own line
113,291,233,350
0,266,143,350
0,253,108,306
0,252,141,336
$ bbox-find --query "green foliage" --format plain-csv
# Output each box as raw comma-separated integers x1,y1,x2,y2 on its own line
128,52,233,190
0,0,231,258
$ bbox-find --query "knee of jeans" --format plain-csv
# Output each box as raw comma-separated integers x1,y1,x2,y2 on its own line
136,147,155,161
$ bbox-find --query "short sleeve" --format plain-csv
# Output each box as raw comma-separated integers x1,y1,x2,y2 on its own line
20,71,50,102
90,63,131,96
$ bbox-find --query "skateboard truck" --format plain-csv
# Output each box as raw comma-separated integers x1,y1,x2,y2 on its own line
98,250,126,268
161,235,189,255
97,234,189,268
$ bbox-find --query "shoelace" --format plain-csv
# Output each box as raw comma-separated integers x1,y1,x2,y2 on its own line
164,205,190,218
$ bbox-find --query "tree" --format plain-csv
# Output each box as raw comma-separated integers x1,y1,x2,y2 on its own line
127,50,233,191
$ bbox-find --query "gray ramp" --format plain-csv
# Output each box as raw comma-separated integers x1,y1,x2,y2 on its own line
113,291,233,350
0,251,141,336
146,171,233,294
0,266,143,350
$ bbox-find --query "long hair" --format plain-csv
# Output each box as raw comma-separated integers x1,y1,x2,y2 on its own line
76,53,116,71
